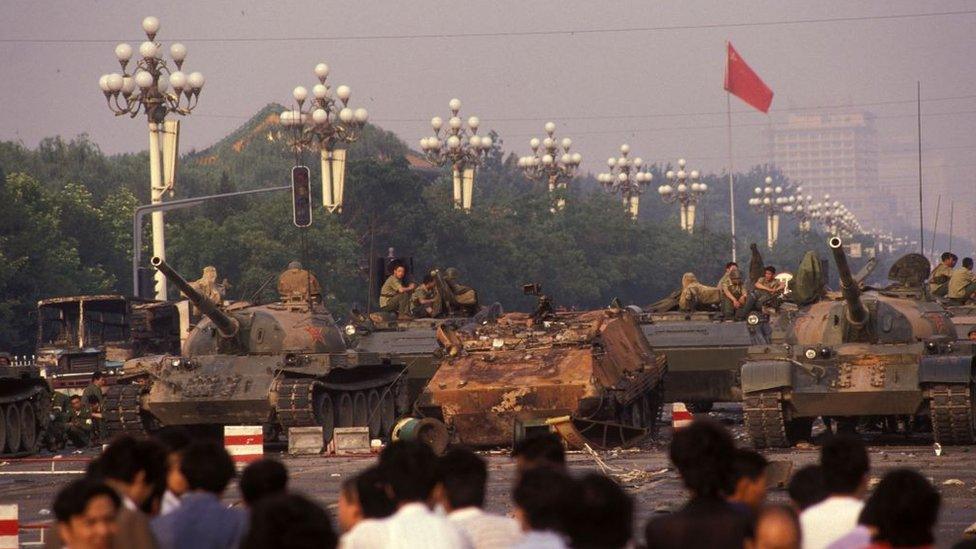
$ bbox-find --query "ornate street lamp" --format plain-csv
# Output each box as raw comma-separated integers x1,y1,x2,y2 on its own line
517,122,582,211
99,16,205,300
657,158,707,233
782,186,813,234
278,62,368,213
748,176,786,249
597,144,653,219
419,98,492,211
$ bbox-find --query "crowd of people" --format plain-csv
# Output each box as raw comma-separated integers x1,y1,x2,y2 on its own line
50,419,971,549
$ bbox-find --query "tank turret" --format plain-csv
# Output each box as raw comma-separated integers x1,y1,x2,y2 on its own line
152,257,239,338
828,237,869,331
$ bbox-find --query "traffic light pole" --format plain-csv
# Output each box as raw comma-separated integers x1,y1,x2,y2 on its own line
131,185,290,297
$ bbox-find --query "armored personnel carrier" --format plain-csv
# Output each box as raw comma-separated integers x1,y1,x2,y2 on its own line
103,258,414,442
412,286,667,450
0,354,50,456
741,237,974,448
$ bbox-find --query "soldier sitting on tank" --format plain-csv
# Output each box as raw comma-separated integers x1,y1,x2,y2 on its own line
929,252,958,297
411,274,441,318
45,390,70,451
444,267,479,315
65,395,94,448
717,261,739,289
736,266,785,320
721,271,748,320
277,261,323,304
678,273,722,312
946,257,976,305
187,266,228,315
380,264,417,320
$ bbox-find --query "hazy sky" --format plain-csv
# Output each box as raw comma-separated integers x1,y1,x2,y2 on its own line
2,0,975,183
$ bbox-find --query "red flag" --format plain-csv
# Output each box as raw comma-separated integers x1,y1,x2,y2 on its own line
724,42,774,113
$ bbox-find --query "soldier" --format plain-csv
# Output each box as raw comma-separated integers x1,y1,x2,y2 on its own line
65,395,94,448
717,261,739,289
189,266,225,303
443,267,479,315
277,261,323,303
721,271,748,320
411,274,440,318
946,257,976,305
46,390,70,451
380,264,416,319
737,266,784,320
929,252,958,296
82,371,106,442
678,273,722,312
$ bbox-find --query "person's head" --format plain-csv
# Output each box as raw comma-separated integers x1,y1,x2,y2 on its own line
434,448,488,512
764,266,777,280
512,466,579,535
70,395,83,411
444,267,460,281
421,273,435,288
865,469,939,547
512,433,565,473
338,466,395,532
726,262,739,272
288,261,303,270
91,435,168,508
941,252,957,266
241,493,337,549
567,473,633,549
240,459,288,507
202,266,217,282
393,265,406,280
730,448,769,511
154,428,191,498
730,272,743,284
968,328,976,342
669,419,736,498
179,441,236,495
787,465,826,511
820,434,869,496
378,440,438,505
964,257,974,270
750,504,801,549
54,479,121,549
91,371,105,387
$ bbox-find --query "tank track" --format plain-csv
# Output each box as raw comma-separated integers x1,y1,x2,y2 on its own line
275,376,401,440
930,384,975,445
103,384,148,439
275,378,321,429
743,391,789,449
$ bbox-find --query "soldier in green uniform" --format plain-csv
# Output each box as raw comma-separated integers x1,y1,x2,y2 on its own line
929,252,958,296
380,264,416,319
65,395,94,448
443,267,479,315
82,371,106,443
721,271,748,320
411,274,440,318
946,257,976,305
45,390,70,450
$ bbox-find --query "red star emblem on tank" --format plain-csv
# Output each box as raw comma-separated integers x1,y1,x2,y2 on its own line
304,326,326,344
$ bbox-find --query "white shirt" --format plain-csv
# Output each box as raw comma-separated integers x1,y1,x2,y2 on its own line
340,502,472,549
160,490,181,516
800,496,864,549
511,530,568,549
448,507,522,549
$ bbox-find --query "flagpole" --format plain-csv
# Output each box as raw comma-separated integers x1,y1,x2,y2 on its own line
727,91,737,264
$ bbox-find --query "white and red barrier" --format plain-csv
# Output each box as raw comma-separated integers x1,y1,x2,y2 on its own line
671,403,694,430
223,425,263,465
0,505,18,549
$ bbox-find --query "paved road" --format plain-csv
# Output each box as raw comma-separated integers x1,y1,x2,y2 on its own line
3,413,975,547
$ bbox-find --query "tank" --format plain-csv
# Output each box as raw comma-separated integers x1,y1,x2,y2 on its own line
411,287,667,450
741,237,975,448
103,258,414,442
0,354,50,456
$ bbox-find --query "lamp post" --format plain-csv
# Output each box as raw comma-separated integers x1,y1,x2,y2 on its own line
420,98,492,211
748,176,786,249
657,158,707,233
100,16,204,300
278,62,368,213
597,144,653,219
782,186,814,234
517,122,582,211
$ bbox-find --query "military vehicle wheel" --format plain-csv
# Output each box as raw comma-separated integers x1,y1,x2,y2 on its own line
930,384,975,445
366,390,382,439
19,401,38,453
353,392,368,428
379,391,396,438
313,392,336,442
4,404,22,453
337,393,354,427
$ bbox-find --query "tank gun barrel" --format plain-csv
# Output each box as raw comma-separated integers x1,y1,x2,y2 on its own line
828,237,868,326
151,257,239,337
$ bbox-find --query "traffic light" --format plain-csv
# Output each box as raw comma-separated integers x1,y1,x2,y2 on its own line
292,165,312,228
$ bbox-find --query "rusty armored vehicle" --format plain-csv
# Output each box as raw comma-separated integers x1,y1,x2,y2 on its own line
0,353,50,456
411,286,667,451
742,237,975,448
104,257,414,442
35,295,181,393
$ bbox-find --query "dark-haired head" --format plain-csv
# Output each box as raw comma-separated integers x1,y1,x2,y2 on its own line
240,459,288,507
436,448,487,511
964,257,973,270
179,441,236,495
820,434,869,496
567,473,633,549
242,493,337,549
730,448,769,511
764,266,777,274
54,479,121,548
512,433,565,473
669,419,736,498
865,469,939,547
513,467,579,534
378,440,438,504
91,435,168,509
787,465,826,511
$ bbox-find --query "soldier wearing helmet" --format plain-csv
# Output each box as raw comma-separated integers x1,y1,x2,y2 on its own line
277,261,322,304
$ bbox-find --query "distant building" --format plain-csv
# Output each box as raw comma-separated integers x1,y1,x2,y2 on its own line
768,111,897,232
